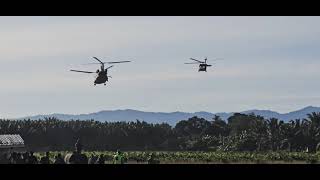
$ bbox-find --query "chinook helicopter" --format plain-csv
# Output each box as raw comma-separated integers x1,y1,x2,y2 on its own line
185,57,223,72
70,57,131,86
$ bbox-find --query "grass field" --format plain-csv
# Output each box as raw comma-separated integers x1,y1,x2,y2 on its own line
34,151,320,164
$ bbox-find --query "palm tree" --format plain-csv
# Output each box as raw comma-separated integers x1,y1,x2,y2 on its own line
282,119,304,152
266,118,283,151
302,112,320,152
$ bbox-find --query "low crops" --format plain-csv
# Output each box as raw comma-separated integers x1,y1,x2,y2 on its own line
35,151,320,164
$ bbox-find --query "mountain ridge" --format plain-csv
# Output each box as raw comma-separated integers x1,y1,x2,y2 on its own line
16,106,320,126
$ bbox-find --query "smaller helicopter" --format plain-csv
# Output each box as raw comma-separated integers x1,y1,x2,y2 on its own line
185,57,223,72
70,57,131,86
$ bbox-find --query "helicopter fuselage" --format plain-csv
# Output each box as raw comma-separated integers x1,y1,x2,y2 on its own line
198,64,211,72
94,70,108,85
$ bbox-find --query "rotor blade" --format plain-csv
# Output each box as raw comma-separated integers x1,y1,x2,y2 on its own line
70,70,95,73
106,61,131,64
190,58,204,63
84,61,131,65
93,57,104,64
81,63,102,65
184,62,200,64
105,65,114,70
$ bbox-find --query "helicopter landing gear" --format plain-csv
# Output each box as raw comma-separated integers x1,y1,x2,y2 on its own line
104,83,106,86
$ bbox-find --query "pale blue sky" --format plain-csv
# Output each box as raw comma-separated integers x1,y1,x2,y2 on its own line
1,16,320,118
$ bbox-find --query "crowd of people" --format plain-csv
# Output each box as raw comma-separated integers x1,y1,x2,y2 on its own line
0,151,64,164
0,139,159,164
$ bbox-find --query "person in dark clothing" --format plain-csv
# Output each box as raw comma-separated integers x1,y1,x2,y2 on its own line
68,151,77,164
89,154,98,164
97,154,105,164
9,152,17,164
40,152,50,164
0,153,10,164
22,152,29,164
16,153,24,164
68,151,88,164
147,153,160,164
28,151,38,164
113,150,126,164
54,153,65,164
65,139,88,164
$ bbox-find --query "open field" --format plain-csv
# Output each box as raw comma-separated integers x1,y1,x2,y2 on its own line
34,151,320,164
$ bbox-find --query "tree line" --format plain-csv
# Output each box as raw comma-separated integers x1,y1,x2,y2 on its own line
1,112,320,152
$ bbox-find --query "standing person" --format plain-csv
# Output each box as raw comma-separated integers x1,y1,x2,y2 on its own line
9,152,17,164
0,153,10,164
147,153,160,164
54,153,65,164
68,151,77,164
89,154,99,164
97,154,105,164
67,140,88,164
22,152,29,164
28,151,38,164
40,152,50,164
113,150,125,164
16,153,24,164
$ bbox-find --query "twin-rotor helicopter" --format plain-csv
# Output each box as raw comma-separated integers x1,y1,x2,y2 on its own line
70,56,222,86
70,57,131,86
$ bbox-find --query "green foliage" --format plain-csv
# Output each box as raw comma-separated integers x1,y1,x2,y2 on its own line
1,112,320,152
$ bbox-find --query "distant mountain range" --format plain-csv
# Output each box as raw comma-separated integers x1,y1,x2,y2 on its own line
17,106,320,126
